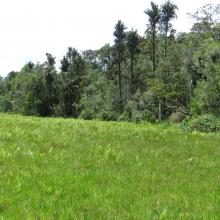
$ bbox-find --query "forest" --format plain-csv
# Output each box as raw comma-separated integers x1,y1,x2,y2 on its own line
0,2,220,123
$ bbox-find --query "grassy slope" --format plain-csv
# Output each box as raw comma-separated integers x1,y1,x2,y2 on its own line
0,113,219,219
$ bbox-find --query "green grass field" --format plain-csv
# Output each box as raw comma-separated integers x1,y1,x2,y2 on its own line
0,113,219,219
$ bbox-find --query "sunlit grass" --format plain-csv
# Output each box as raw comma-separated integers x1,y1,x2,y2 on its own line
0,113,219,219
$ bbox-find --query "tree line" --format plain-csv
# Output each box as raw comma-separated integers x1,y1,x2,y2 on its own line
0,1,220,122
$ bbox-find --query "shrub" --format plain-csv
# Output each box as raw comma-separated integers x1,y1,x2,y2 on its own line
169,111,186,123
185,114,220,132
131,111,143,123
80,109,96,120
131,110,156,123
0,98,13,112
98,110,117,121
143,110,156,123
117,112,131,122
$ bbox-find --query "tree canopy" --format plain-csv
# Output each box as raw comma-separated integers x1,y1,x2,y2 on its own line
0,2,220,123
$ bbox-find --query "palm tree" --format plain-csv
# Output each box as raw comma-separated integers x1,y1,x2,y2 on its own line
113,20,127,109
126,30,140,94
161,1,178,58
145,2,161,72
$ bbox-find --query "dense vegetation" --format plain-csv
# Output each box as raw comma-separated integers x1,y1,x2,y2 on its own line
0,2,220,123
0,113,220,219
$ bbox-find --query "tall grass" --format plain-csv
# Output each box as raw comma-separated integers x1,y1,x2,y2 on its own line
0,113,219,219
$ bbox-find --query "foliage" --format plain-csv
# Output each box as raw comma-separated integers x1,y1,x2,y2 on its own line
190,4,220,34
169,111,186,123
0,2,220,123
79,109,96,120
113,20,127,110
190,44,220,116
161,1,178,57
0,96,13,112
145,1,161,71
185,114,220,132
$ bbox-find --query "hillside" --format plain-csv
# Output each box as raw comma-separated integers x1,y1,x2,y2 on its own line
0,113,219,219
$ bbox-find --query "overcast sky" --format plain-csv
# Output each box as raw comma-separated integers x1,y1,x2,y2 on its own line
0,0,219,76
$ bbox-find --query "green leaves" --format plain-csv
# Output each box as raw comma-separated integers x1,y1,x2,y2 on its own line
145,2,161,27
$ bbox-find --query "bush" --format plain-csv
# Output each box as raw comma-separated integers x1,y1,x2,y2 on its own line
98,110,117,121
185,114,220,132
169,111,186,123
80,109,96,120
117,112,131,122
131,110,156,123
0,98,13,112
131,111,143,123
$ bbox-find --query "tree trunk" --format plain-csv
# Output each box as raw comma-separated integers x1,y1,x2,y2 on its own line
164,36,167,58
152,25,156,72
130,54,134,94
158,101,162,121
164,25,168,58
189,80,193,102
118,52,122,110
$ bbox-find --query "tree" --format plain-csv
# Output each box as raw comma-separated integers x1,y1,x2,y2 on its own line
190,4,220,34
59,48,86,117
44,53,58,115
161,1,178,58
21,55,58,117
145,2,161,71
82,49,99,70
213,23,220,40
113,20,127,110
23,64,51,116
27,61,35,71
191,48,220,116
60,56,69,72
1,2,220,123
97,44,115,80
126,30,140,93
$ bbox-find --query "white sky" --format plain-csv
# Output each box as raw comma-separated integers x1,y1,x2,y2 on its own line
0,0,219,76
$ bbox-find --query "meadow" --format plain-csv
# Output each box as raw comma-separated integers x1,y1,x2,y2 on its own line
0,113,219,219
